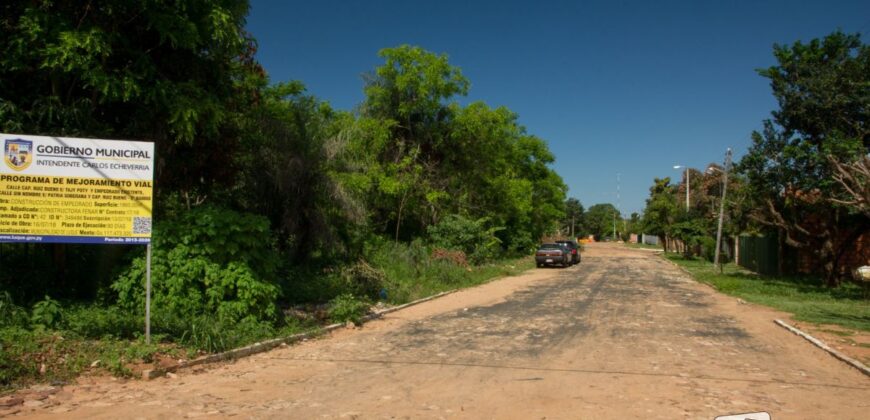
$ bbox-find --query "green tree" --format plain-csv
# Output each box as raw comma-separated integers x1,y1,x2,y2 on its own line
360,45,470,240
356,45,566,250
584,203,620,239
237,82,366,262
562,198,585,237
739,31,869,285
0,0,263,302
0,0,260,202
830,155,870,218
641,178,679,251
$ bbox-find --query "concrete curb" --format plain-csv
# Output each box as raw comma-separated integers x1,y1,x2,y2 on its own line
773,319,870,378
143,289,459,380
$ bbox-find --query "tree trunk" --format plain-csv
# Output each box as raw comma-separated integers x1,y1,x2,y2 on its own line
820,237,839,287
833,223,870,282
395,190,408,242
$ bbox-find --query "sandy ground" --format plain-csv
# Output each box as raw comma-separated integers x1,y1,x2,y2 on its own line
7,243,869,419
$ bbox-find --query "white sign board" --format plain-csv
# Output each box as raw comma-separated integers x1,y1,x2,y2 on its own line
0,133,154,244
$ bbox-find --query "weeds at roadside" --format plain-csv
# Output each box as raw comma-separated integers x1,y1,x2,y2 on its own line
328,294,370,325
1,244,534,391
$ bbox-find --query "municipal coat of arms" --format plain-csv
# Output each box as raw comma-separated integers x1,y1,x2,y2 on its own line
4,139,33,171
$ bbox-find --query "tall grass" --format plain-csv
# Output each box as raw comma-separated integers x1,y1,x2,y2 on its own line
369,240,534,304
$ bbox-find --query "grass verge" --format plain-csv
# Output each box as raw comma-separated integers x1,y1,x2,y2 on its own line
624,242,663,250
665,254,870,331
1,305,313,392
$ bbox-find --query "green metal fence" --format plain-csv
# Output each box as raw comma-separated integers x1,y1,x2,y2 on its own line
738,234,779,275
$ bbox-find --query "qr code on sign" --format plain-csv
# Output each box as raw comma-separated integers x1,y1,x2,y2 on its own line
132,217,152,234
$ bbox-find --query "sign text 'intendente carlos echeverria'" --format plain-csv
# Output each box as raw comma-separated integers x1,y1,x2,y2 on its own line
0,133,154,244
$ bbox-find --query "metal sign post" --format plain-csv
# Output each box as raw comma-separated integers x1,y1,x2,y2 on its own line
145,243,152,344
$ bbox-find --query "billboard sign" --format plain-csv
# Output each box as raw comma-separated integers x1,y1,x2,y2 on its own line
0,134,154,244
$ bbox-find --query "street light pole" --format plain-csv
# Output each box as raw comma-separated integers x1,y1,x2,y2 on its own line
673,165,690,211
714,148,733,272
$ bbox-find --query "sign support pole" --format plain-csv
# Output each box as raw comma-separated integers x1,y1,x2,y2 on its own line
145,243,152,344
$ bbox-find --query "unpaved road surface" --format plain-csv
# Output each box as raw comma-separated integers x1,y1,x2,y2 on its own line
15,243,870,419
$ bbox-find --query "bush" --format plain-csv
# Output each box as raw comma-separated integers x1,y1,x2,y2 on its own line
64,306,141,339
112,206,281,323
340,260,386,300
0,327,40,387
501,227,537,255
328,294,369,325
281,266,344,304
0,292,28,328
30,296,63,329
427,215,503,263
366,239,478,303
699,236,717,262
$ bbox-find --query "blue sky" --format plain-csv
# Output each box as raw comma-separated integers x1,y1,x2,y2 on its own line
246,0,870,216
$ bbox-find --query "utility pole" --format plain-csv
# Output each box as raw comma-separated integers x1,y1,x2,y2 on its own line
571,214,575,238
673,165,690,211
714,148,733,272
685,168,690,210
617,173,621,240
612,210,616,240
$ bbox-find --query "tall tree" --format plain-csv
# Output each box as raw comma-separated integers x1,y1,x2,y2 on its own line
829,155,870,218
0,0,261,301
585,203,620,239
562,198,585,237
356,45,566,248
359,45,469,240
0,0,260,205
641,178,679,251
238,82,365,262
739,31,869,285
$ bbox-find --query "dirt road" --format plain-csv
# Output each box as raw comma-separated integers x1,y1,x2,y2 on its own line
17,243,870,419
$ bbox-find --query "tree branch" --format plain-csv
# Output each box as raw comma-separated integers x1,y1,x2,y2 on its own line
828,154,870,217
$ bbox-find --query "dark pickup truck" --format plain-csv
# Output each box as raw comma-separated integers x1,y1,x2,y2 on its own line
555,240,581,265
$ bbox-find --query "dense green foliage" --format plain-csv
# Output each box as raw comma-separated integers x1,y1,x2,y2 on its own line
739,31,869,285
642,31,869,276
0,0,259,199
561,198,585,237
427,215,503,263
112,206,281,322
584,203,620,239
354,45,567,249
0,1,568,387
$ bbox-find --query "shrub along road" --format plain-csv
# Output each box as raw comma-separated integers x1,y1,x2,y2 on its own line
12,243,869,418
